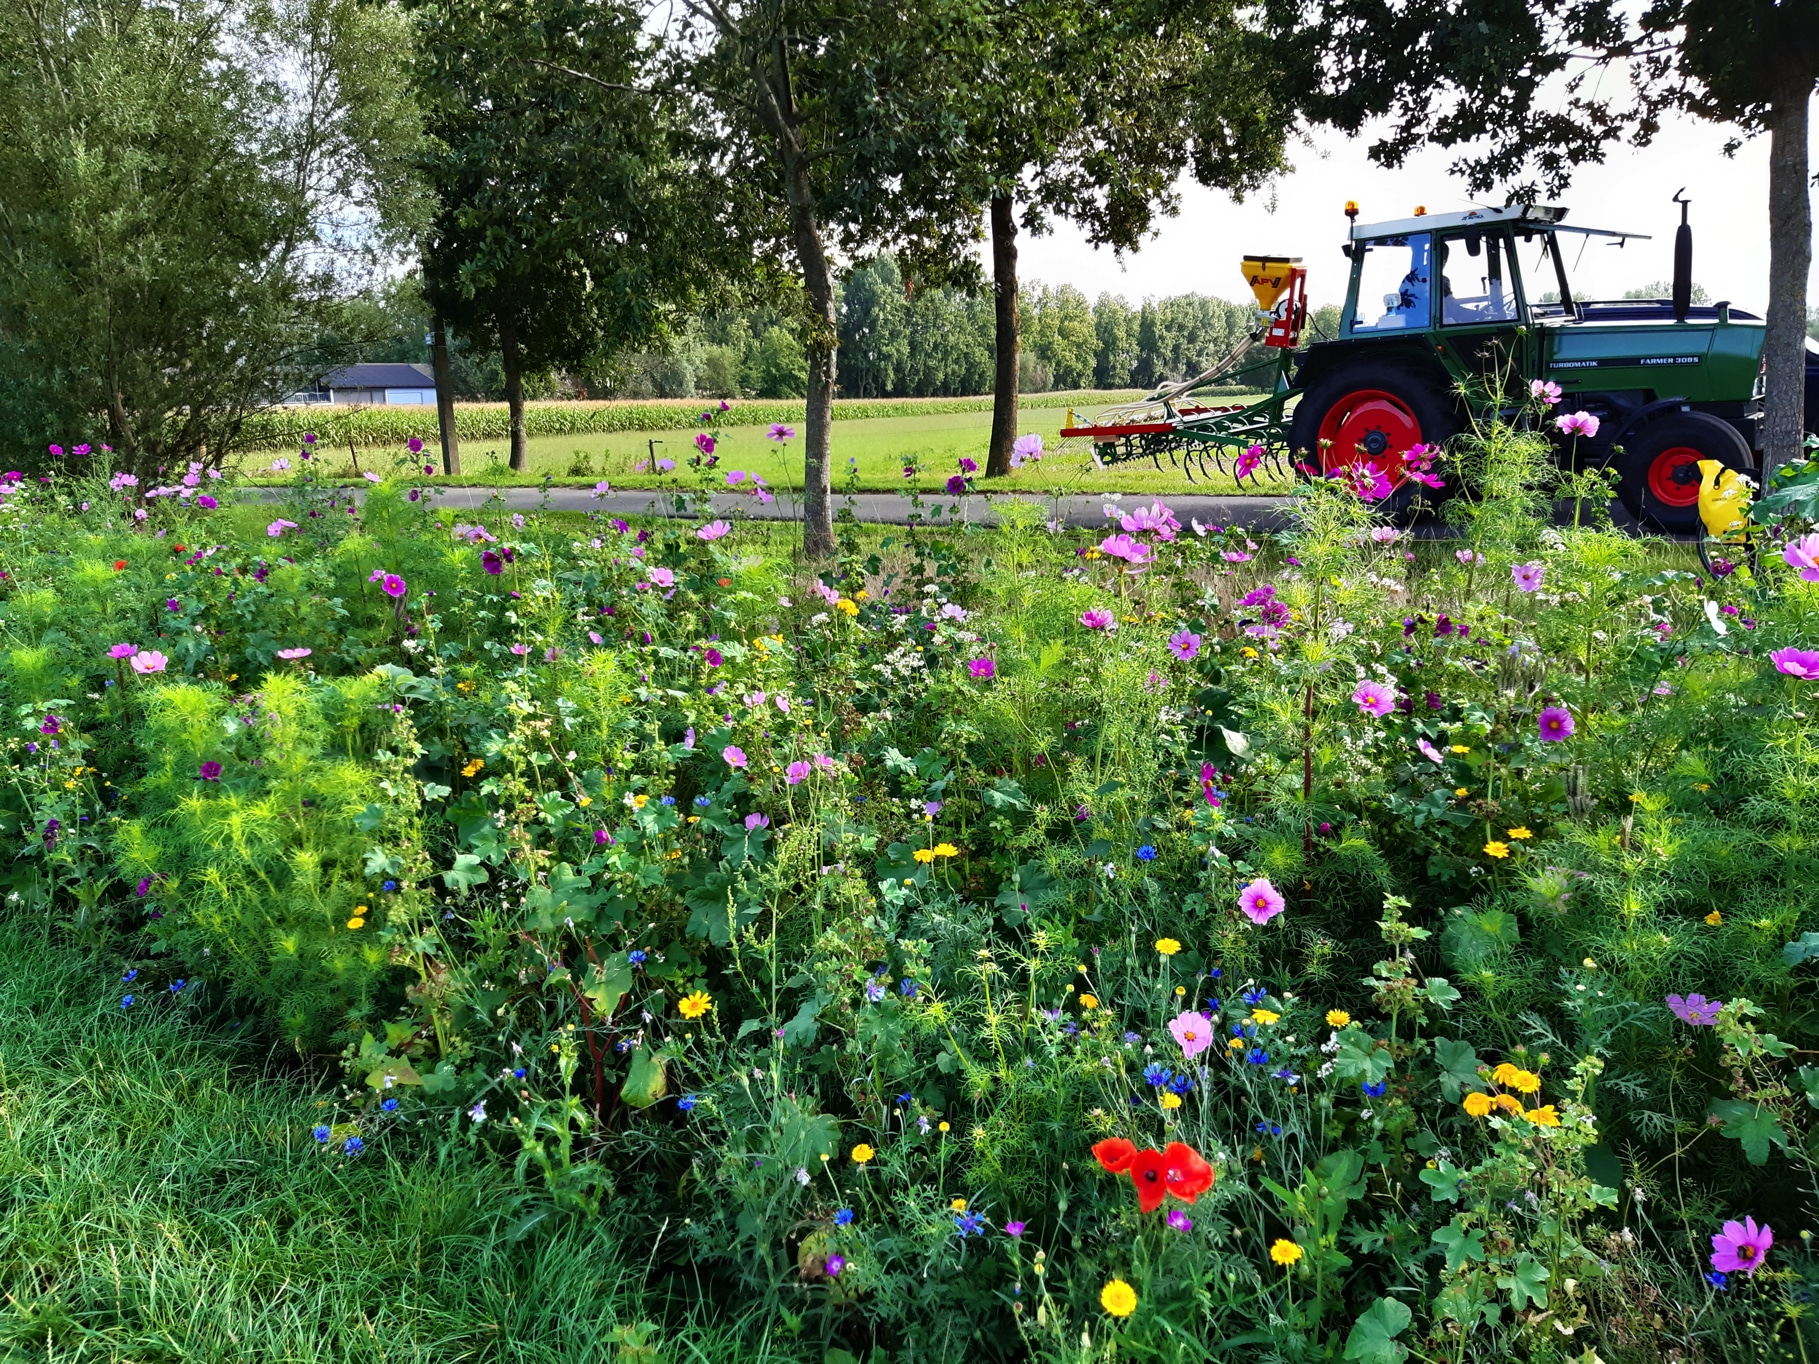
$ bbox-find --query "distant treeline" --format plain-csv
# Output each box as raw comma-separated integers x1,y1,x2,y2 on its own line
345,257,1341,404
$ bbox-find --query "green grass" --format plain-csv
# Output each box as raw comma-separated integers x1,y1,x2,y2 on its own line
249,396,1289,496
0,920,790,1363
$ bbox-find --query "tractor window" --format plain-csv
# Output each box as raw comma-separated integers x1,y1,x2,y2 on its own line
1349,233,1433,332
1439,232,1518,326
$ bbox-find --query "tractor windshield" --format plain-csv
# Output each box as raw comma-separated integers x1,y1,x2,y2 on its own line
1349,233,1433,332
1520,231,1576,316
1438,231,1518,325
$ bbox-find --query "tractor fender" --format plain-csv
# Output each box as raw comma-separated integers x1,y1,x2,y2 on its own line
1291,341,1444,397
1603,397,1759,469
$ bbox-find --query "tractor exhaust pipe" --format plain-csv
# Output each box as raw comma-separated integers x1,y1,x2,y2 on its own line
1672,189,1692,323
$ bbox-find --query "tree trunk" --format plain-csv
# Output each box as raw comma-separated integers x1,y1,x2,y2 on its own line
431,313,461,476
499,310,528,472
986,194,1020,479
1762,88,1811,474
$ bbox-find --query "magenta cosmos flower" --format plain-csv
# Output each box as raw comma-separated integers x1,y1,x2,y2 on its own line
967,658,995,679
1168,1010,1215,1060
722,745,747,769
1080,610,1115,631
1770,648,1819,680
1537,705,1575,741
128,650,168,674
276,647,312,660
1667,993,1722,1026
381,573,407,598
1710,1217,1772,1277
786,760,811,785
767,423,795,442
1783,533,1819,582
1417,737,1444,764
1530,379,1562,405
1098,533,1153,566
107,642,138,660
1351,681,1395,717
1511,561,1545,592
697,520,731,541
1556,411,1600,438
1167,630,1202,662
1239,878,1286,925
1009,433,1043,468
267,518,297,537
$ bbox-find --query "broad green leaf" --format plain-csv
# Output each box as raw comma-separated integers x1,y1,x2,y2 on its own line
1497,1254,1549,1311
442,852,490,891
1424,977,1462,1009
1432,1222,1486,1273
1708,1098,1788,1164
1419,1161,1465,1203
1343,1296,1412,1363
1784,932,1819,967
1431,1036,1483,1101
1333,1026,1395,1085
621,1044,669,1109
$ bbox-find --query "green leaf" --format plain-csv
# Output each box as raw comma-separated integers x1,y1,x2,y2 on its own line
364,1060,422,1091
1424,977,1462,1009
1801,1067,1819,1110
780,992,829,1048
1332,1026,1395,1085
620,1044,669,1109
1343,1296,1412,1363
352,802,386,832
1708,1098,1789,1164
1419,1161,1466,1204
442,852,490,891
362,846,403,879
1784,932,1819,967
1431,1222,1486,1273
582,954,635,1020
1431,1036,1483,1101
1497,1254,1549,1311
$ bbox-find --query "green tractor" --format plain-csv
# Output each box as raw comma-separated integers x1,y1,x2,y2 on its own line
1063,199,1776,532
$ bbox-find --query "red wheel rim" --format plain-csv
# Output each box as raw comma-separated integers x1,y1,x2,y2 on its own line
1646,446,1705,507
1315,389,1420,488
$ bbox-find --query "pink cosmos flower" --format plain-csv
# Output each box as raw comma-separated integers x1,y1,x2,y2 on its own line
1782,533,1819,582
1456,549,1483,566
275,647,311,661
1169,1010,1214,1060
1537,705,1575,741
1346,461,1392,501
107,642,137,660
1120,501,1180,541
1351,681,1395,717
382,574,406,598
1530,379,1562,406
1417,737,1444,764
967,658,995,679
1080,610,1116,631
768,424,795,441
786,760,811,785
1167,630,1201,662
722,745,747,769
744,812,769,831
267,519,297,537
1098,533,1153,567
1556,411,1600,439
1238,878,1286,925
363,471,383,484
742,690,768,708
1234,444,1264,479
697,520,731,541
510,643,529,656
1009,433,1043,468
1512,561,1545,592
128,650,168,674
1770,648,1819,680
649,566,675,589
1667,993,1722,1026
1710,1217,1772,1277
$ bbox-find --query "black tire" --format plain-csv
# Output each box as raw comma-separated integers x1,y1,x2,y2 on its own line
1614,410,1752,534
1287,358,1460,520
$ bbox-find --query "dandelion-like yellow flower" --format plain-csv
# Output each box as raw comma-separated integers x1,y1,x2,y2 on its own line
1155,938,1182,956
1100,1279,1138,1317
1525,1105,1561,1127
1462,1092,1493,1118
1227,1037,1245,1050
1078,995,1099,1010
1693,782,1712,792
1704,910,1723,926
932,842,959,858
851,1143,875,1164
1269,1239,1304,1267
836,599,859,617
1325,1009,1351,1028
951,1198,968,1211
1484,841,1510,859
346,916,366,930
1450,744,1470,754
1241,647,1259,659
1507,826,1531,839
912,848,937,863
632,793,649,809
1174,985,1186,996
1160,1092,1183,1110
1492,1093,1525,1115
1455,787,1470,797
1249,1007,1280,1025
678,990,713,1019
461,758,484,777
937,1121,950,1133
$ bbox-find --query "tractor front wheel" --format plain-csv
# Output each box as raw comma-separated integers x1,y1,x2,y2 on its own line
1615,411,1752,534
1287,360,1459,519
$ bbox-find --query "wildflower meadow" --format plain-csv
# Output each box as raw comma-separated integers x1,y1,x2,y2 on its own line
4,405,1819,1363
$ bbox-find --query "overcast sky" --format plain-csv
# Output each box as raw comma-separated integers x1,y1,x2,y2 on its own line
1014,97,1819,316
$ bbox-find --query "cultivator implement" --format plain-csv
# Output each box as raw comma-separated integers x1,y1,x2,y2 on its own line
1059,256,1307,485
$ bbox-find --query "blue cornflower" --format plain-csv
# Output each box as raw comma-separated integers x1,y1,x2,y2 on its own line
1361,1080,1387,1098
1256,1121,1283,1136
1230,1021,1254,1039
1273,1067,1300,1083
628,949,647,967
513,1067,526,1079
1166,1073,1194,1095
865,981,886,1003
169,979,185,993
954,1212,986,1237
1208,967,1222,980
694,795,711,807
660,795,676,805
381,1097,399,1112
121,995,135,1009
1142,1063,1172,1087
900,979,918,999
678,1094,698,1112
1245,1047,1270,1065
1242,987,1267,1006
897,1092,913,1106
1205,997,1223,1013
344,1136,364,1156
834,1208,855,1226
122,969,138,983
381,879,398,892
1135,844,1156,861
312,1125,331,1142
1705,1270,1728,1290
1123,1031,1142,1045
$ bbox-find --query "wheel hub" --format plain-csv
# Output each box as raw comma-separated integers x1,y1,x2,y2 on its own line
1314,389,1421,489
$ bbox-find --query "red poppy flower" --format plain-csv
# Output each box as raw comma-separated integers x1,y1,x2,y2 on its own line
1162,1142,1215,1203
1092,1137,1137,1174
1127,1147,1170,1213
113,560,127,571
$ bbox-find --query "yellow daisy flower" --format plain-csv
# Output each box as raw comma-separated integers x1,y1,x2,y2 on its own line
678,990,713,1019
1269,1239,1304,1267
1484,841,1510,859
1325,1009,1351,1028
1100,1279,1137,1317
1154,938,1182,956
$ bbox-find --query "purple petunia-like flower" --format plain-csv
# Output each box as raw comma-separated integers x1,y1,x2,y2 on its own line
1710,1217,1772,1277
1004,1220,1026,1238
1080,609,1115,631
1166,1208,1194,1232
1537,705,1575,741
967,658,995,679
1239,878,1286,925
1351,681,1395,717
1667,993,1722,1026
1769,648,1819,681
197,494,218,510
946,475,967,495
408,436,424,454
198,761,222,781
1168,629,1202,662
1511,561,1545,593
824,1254,846,1277
786,760,811,785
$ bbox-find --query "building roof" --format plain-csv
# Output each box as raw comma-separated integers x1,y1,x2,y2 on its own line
322,362,436,389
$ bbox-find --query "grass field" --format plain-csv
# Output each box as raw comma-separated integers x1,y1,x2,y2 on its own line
0,921,789,1363
250,395,1288,497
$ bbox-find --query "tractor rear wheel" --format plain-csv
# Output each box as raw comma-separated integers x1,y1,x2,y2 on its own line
1288,360,1459,519
1615,411,1752,534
